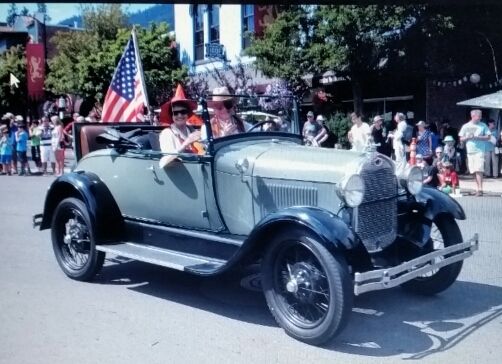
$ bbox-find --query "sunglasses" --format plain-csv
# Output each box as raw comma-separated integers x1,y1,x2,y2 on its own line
172,109,188,116
215,99,234,110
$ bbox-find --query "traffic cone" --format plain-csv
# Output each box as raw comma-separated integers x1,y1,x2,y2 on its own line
409,137,417,165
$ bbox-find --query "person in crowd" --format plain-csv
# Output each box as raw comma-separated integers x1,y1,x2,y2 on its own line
303,112,328,147
38,116,55,175
458,109,491,196
29,120,42,172
388,112,408,174
276,110,291,132
440,119,458,144
438,161,459,195
50,115,65,176
416,153,439,188
15,123,29,176
202,86,245,139
0,124,13,175
416,120,433,164
10,115,20,173
484,119,499,178
442,135,460,171
159,85,201,168
348,112,370,152
432,146,444,169
370,115,390,156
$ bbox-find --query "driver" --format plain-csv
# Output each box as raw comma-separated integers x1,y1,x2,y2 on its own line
202,86,244,139
159,85,201,168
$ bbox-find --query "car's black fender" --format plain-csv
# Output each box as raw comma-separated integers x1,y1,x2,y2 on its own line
397,186,465,247
415,186,466,221
225,206,359,271
39,171,123,243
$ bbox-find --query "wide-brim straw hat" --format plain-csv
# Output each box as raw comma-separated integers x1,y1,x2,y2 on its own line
207,86,235,108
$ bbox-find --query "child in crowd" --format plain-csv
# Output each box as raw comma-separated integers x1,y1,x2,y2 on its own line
0,125,13,175
15,123,29,175
438,161,459,195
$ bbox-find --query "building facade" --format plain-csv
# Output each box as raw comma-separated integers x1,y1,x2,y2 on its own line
174,4,275,89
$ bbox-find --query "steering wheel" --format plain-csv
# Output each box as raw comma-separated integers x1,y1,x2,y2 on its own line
247,120,272,133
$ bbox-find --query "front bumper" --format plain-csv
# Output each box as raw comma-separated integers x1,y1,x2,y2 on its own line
353,233,479,296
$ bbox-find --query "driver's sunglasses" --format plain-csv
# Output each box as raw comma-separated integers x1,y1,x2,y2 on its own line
172,109,188,116
215,99,234,110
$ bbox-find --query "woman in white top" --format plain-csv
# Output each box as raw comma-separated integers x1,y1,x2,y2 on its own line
348,112,371,152
158,86,201,168
50,115,65,176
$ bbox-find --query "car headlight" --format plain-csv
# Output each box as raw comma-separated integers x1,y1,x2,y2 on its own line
338,174,365,207
406,166,423,195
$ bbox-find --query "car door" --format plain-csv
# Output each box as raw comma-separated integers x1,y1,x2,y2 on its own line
97,150,216,230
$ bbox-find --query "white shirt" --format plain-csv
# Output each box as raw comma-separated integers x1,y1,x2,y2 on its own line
393,120,408,150
350,122,371,152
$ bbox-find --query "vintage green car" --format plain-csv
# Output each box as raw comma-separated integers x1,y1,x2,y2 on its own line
34,94,478,345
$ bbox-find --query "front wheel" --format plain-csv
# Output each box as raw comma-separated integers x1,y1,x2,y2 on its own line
262,228,352,345
401,214,463,295
51,197,105,281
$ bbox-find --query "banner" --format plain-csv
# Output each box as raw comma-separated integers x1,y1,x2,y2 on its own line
254,5,279,38
26,43,45,100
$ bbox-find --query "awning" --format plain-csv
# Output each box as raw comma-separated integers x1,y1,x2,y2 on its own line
457,90,502,109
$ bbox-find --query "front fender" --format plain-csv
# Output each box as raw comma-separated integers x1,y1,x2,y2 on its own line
245,206,358,257
415,186,466,221
39,171,123,243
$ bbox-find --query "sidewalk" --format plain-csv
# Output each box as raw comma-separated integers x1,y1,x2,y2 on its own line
458,174,502,197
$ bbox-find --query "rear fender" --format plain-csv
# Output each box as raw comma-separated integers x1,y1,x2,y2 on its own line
39,171,123,243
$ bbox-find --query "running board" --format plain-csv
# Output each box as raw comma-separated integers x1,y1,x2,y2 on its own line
96,242,226,275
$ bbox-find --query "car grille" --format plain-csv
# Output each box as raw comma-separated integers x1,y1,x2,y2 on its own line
356,155,397,253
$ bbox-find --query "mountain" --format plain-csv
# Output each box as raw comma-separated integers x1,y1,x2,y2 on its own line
58,4,174,30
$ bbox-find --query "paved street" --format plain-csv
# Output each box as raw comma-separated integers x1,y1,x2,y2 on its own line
0,173,501,364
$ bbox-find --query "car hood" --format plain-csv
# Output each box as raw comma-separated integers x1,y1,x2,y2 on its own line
215,140,366,184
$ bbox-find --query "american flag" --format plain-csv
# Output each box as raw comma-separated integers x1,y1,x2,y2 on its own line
101,34,147,122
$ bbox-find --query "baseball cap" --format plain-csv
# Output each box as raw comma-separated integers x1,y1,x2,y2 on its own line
316,115,325,122
307,111,314,117
416,120,426,127
416,153,423,160
443,135,455,143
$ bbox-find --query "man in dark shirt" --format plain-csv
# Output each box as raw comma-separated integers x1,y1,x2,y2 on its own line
371,115,391,156
417,154,439,188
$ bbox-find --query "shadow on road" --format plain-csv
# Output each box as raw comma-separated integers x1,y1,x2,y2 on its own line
95,258,502,358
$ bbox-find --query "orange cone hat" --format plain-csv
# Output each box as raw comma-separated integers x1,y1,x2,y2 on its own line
159,84,197,125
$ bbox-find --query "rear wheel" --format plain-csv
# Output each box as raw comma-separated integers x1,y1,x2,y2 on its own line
401,214,463,295
51,197,105,281
262,228,352,345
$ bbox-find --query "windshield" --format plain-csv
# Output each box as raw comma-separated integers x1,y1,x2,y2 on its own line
200,94,300,141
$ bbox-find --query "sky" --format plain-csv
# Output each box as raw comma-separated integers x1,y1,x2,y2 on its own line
0,3,156,25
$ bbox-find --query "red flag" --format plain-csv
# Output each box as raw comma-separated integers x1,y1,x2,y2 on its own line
254,5,279,38
26,43,45,100
101,33,147,122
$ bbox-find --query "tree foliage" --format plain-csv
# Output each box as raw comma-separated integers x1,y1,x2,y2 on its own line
37,3,51,23
246,5,451,114
0,45,27,115
46,5,186,107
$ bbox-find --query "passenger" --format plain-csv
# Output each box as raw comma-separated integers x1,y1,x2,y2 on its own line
159,85,201,168
203,86,245,139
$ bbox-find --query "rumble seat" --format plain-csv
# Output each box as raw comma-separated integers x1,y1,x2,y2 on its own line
80,125,108,157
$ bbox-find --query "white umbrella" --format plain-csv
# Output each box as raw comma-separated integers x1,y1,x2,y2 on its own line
456,90,502,109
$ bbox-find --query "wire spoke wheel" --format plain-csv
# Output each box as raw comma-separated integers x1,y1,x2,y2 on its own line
262,228,352,345
274,241,330,327
51,198,105,281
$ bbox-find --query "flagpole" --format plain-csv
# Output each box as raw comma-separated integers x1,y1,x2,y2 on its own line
131,26,151,122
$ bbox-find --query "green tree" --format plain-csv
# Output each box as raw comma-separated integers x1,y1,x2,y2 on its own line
46,6,186,108
6,3,17,25
0,45,27,115
37,3,51,23
247,5,451,114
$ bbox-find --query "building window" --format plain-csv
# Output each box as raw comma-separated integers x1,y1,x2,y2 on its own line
193,6,204,61
242,5,254,49
208,5,219,44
